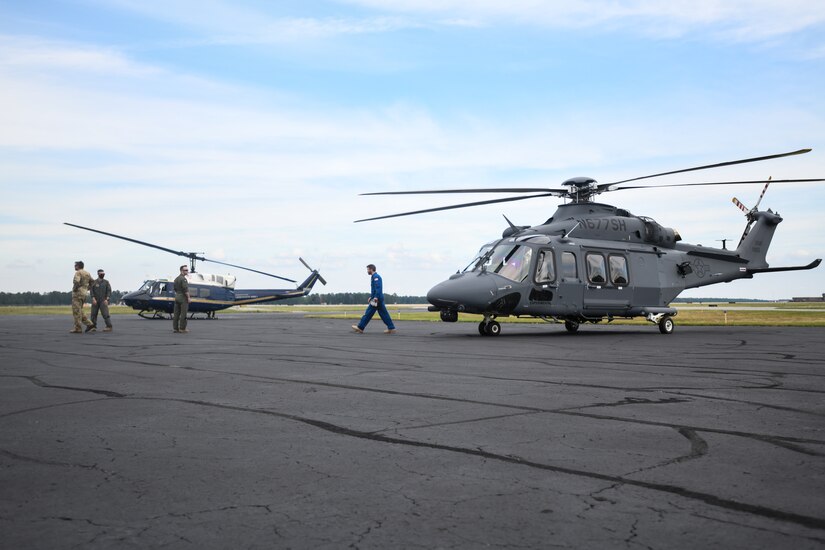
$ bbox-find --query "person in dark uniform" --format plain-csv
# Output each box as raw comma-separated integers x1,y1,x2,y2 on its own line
173,265,191,333
70,260,93,333
89,269,113,332
352,264,396,334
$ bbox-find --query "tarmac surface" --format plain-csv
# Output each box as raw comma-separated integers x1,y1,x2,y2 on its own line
1,313,823,549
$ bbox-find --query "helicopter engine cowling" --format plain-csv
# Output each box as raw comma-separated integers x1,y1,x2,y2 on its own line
639,217,681,247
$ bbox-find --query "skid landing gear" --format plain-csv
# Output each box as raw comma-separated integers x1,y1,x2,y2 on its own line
139,310,171,320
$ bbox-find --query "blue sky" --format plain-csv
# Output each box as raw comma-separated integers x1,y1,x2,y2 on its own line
1,0,824,299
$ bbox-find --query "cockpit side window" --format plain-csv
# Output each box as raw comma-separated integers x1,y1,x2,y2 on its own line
586,253,607,284
535,250,555,283
609,255,629,285
494,246,532,282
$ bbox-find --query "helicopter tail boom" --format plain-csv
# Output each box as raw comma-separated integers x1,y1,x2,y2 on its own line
734,210,782,269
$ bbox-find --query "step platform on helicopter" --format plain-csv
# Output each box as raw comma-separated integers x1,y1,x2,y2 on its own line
358,148,823,336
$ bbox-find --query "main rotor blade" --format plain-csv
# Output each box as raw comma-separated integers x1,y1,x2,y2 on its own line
361,188,568,195
355,193,558,222
65,222,296,283
604,148,811,187
612,178,825,191
205,259,296,283
64,223,201,260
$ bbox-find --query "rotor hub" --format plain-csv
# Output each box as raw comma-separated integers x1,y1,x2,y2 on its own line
562,177,598,202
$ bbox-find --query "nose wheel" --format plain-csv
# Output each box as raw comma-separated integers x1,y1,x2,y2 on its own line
478,320,501,336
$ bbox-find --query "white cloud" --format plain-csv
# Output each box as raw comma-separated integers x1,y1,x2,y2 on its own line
0,35,161,76
341,0,825,42
1,32,823,297
87,0,825,49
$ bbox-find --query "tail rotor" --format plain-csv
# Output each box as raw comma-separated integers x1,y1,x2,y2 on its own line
299,257,327,287
732,177,772,247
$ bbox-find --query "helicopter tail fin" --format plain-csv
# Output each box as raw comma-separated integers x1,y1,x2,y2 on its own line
734,210,782,269
297,258,327,293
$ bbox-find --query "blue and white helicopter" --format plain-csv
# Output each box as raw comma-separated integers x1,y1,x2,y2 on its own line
64,223,326,319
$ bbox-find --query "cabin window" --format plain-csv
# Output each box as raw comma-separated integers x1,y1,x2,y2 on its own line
586,253,607,284
561,252,577,279
495,246,533,282
199,287,210,298
609,255,629,285
535,250,555,283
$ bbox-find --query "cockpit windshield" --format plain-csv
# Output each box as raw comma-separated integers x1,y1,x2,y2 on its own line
467,243,533,282
137,280,153,293
462,244,494,272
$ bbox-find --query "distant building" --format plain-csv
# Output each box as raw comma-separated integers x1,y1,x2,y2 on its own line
791,293,825,302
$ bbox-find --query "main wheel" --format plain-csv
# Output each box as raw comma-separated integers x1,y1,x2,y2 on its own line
478,321,488,336
564,320,579,333
658,316,674,334
486,321,501,336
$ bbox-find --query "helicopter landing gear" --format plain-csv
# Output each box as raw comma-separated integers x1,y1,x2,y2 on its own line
478,316,501,336
647,312,675,334
139,309,171,320
564,320,580,333
440,309,458,323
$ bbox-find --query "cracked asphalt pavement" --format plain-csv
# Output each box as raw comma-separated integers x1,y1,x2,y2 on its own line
1,314,823,549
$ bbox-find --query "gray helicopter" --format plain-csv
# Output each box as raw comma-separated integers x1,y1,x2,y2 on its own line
357,148,823,336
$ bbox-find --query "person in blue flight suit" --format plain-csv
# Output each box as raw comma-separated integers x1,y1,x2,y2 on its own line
352,264,397,334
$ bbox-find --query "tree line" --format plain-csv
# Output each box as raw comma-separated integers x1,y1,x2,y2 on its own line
269,293,428,305
0,291,427,306
0,291,128,306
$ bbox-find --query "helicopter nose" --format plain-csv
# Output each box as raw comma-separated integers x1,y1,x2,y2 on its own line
427,272,497,313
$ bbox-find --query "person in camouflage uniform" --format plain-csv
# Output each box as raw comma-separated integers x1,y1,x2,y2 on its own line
173,265,191,333
70,260,93,333
89,268,113,332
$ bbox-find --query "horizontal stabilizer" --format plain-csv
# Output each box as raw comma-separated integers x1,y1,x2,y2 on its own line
746,259,821,274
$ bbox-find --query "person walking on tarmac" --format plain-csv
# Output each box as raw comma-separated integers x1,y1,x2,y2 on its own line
173,264,191,333
352,264,396,334
89,269,113,332
70,260,93,333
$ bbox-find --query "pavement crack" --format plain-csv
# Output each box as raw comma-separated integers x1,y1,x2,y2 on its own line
126,395,825,532
556,396,692,412
370,411,542,434
2,374,125,398
0,448,98,470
